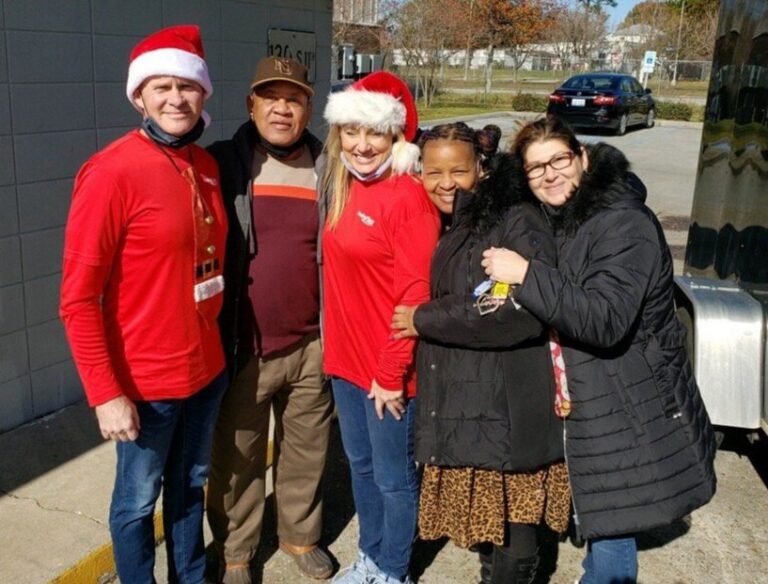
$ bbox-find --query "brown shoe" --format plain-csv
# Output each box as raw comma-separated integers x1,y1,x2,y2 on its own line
279,542,334,580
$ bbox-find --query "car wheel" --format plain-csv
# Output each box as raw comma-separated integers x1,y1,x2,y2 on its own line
645,108,655,128
616,113,628,136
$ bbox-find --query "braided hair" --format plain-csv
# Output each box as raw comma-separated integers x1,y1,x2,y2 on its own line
417,122,501,170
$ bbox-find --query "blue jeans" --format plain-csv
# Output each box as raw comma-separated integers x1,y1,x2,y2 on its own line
580,535,638,584
331,378,419,582
109,371,227,584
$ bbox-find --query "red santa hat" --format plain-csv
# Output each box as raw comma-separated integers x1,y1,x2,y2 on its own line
126,25,213,116
324,71,420,174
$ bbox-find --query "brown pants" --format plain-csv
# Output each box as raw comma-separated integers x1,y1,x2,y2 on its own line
206,334,332,563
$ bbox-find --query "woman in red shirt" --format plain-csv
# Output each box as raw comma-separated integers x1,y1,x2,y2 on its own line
321,72,440,584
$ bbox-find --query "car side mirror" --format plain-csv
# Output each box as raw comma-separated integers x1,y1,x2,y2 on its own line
644,88,652,94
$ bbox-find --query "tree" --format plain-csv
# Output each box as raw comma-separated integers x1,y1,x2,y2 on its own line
388,0,468,106
621,0,720,61
474,0,555,92
504,1,557,79
543,0,609,73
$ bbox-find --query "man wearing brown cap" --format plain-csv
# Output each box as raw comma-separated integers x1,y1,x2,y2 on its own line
206,56,333,583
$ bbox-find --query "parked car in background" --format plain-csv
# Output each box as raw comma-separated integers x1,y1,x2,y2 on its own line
547,73,656,135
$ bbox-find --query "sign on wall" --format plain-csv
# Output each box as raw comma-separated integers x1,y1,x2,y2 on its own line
268,29,317,82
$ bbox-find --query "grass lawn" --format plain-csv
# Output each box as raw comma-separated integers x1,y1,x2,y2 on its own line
418,105,513,121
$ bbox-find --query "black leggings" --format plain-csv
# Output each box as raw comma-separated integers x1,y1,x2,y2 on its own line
479,523,539,584
497,522,538,558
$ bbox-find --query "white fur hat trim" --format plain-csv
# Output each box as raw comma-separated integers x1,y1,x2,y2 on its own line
126,47,213,102
324,90,407,135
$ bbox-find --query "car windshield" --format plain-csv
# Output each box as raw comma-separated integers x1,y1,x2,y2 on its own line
562,76,618,90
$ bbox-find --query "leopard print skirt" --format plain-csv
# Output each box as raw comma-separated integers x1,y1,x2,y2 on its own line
418,462,571,548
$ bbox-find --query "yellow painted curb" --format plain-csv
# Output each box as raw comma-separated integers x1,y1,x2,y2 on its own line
50,442,274,583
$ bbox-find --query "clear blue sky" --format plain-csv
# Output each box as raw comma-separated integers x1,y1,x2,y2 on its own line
607,0,642,29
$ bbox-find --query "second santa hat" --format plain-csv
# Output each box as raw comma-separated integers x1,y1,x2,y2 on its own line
324,71,420,173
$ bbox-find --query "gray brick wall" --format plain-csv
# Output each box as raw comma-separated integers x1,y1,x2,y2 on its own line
0,0,333,432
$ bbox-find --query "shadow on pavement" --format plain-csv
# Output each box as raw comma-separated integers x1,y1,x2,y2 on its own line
0,401,104,494
719,428,768,489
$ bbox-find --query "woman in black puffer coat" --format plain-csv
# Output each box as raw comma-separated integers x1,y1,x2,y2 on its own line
482,117,717,584
392,123,570,584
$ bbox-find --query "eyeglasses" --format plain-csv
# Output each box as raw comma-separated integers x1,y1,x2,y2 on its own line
525,151,576,179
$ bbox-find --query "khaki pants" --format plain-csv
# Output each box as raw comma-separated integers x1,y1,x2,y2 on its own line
206,333,332,563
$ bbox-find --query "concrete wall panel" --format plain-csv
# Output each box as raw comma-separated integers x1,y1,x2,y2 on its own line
0,330,29,384
0,236,22,287
17,179,72,233
162,0,222,40
24,273,61,327
0,284,25,336
0,86,10,135
95,83,137,128
93,0,162,35
31,360,81,417
0,375,33,433
93,35,143,83
27,319,69,371
0,136,15,185
11,84,95,134
14,130,96,184
222,1,266,42
0,186,19,237
20,227,64,280
6,32,92,83
4,0,91,33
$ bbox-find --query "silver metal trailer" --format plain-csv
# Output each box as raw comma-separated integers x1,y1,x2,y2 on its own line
675,0,768,438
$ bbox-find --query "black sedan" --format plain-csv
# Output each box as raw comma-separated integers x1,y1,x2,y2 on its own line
547,73,656,135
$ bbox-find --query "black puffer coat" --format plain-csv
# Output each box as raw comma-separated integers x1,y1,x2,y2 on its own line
516,143,717,539
413,154,564,472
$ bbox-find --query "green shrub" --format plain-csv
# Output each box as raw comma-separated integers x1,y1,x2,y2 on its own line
510,92,548,112
655,101,693,121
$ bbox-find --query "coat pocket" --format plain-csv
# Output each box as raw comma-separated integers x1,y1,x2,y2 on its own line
611,346,657,435
644,322,689,418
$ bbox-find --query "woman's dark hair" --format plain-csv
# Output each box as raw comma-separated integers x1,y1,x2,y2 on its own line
512,116,581,161
418,122,502,169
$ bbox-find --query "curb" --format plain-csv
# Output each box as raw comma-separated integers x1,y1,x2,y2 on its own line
51,513,165,584
49,443,275,583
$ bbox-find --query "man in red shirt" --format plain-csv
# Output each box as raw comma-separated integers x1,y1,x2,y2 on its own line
59,25,227,584
205,57,334,583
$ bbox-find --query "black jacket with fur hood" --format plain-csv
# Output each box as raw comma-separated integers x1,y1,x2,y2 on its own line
516,142,717,539
413,153,564,472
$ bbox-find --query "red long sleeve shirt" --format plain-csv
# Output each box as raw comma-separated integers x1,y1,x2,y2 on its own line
322,173,440,397
60,130,227,406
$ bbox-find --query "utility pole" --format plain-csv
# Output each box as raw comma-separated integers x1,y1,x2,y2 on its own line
672,0,686,86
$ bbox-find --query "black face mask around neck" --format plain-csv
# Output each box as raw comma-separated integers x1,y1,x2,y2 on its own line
141,116,205,148
257,129,308,158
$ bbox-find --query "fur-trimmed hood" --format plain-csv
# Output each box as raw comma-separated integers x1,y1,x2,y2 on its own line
549,142,647,235
453,152,535,234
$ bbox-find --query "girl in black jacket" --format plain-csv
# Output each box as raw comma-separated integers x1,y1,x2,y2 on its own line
482,117,716,584
392,123,570,584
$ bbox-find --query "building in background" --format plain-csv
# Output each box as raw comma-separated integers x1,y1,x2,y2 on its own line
333,0,382,58
0,0,333,433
